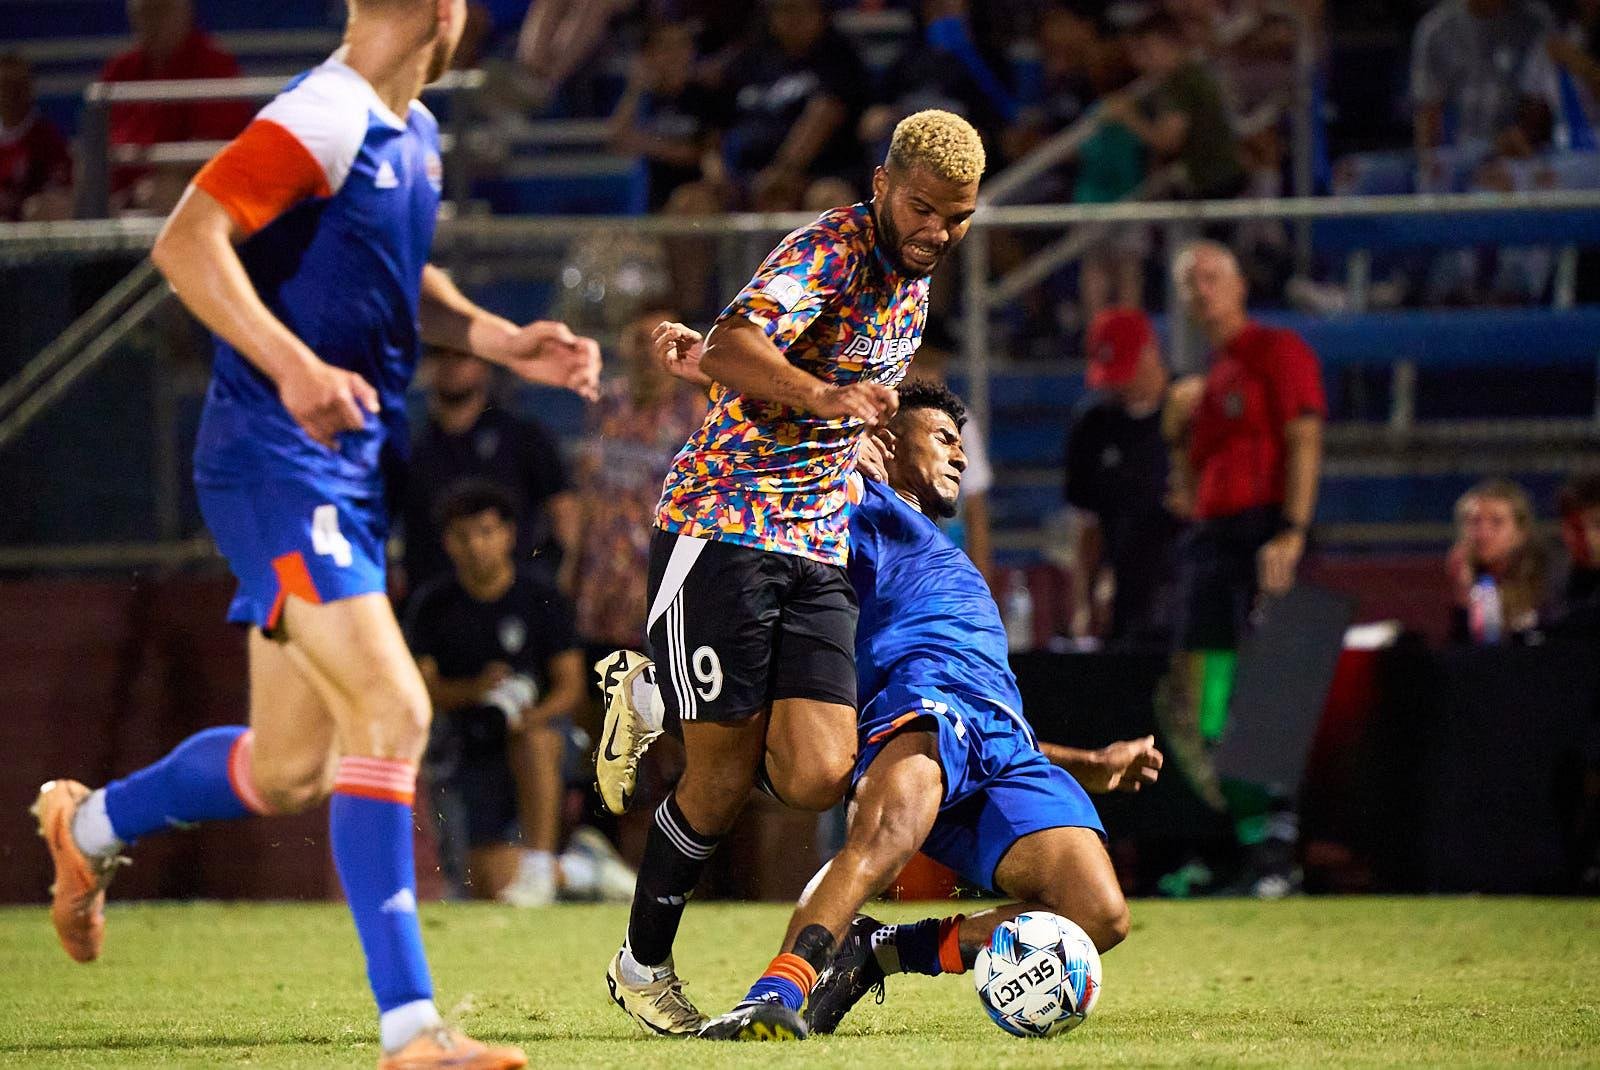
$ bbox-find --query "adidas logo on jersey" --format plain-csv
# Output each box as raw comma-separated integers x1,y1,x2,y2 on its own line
374,160,400,189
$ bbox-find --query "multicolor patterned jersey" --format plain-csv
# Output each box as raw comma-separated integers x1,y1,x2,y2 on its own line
655,203,928,566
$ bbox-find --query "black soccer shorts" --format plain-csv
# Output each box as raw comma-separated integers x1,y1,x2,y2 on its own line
645,529,858,723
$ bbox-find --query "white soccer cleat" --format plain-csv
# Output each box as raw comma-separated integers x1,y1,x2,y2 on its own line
606,948,707,1036
568,826,637,901
497,852,556,908
594,650,664,815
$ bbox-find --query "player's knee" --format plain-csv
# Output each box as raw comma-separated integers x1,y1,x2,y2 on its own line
768,749,854,812
1039,884,1130,953
348,677,432,760
253,756,335,815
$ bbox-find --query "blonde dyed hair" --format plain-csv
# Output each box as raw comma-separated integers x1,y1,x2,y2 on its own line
887,110,986,184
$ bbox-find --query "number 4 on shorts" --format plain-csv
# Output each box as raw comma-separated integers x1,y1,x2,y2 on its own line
311,504,354,567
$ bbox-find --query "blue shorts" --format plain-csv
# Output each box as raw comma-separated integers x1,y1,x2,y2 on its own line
854,682,1104,893
197,477,388,630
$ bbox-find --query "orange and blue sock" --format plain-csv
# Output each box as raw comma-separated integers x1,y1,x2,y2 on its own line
740,953,819,1013
100,726,269,846
329,755,438,1046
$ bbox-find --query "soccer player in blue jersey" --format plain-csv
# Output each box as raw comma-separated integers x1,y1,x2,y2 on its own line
597,378,1161,1039
29,1,597,1066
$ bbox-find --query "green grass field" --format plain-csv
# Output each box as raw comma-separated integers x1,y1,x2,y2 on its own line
2,898,1598,1068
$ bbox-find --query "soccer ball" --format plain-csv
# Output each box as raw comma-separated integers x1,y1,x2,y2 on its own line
973,911,1102,1038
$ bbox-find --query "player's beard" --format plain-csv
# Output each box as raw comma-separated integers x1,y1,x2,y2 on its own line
876,204,945,279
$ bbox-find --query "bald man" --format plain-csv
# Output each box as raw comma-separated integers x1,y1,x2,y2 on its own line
1161,240,1326,898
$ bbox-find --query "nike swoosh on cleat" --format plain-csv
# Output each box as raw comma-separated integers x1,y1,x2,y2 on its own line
601,719,626,763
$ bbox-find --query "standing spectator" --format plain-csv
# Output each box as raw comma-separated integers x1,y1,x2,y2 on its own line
100,0,251,213
1547,0,1600,139
402,348,578,596
0,54,72,222
1106,12,1246,201
570,307,708,656
407,481,636,905
1162,239,1326,898
1447,478,1549,642
1410,0,1558,166
606,21,731,210
1063,308,1184,647
719,0,871,209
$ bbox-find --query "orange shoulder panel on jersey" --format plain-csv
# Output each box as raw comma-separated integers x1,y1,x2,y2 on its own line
193,118,331,237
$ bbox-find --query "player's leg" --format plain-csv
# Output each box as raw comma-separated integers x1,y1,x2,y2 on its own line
963,826,1130,954
607,532,780,1036
500,717,565,905
278,592,521,1067
31,624,334,964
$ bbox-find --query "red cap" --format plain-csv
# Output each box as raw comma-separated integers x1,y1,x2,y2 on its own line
1085,308,1156,389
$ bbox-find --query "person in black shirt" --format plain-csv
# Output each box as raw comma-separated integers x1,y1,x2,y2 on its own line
1062,307,1184,647
401,347,578,596
406,481,633,906
719,0,871,209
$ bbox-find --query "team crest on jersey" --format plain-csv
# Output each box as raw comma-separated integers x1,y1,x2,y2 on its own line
499,617,527,655
425,152,443,194
841,334,919,364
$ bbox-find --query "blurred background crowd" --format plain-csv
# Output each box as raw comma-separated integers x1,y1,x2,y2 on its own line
2,0,1598,906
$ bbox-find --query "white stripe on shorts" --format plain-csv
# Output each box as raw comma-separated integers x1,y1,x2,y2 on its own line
647,533,708,631
667,592,697,721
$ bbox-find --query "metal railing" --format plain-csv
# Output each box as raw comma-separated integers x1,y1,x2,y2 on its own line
74,69,486,218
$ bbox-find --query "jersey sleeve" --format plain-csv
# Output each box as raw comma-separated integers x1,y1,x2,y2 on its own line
1267,332,1328,424
720,215,861,352
193,73,367,237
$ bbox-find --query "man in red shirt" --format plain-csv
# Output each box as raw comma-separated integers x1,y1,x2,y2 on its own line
0,54,72,221
100,0,251,210
1162,239,1325,898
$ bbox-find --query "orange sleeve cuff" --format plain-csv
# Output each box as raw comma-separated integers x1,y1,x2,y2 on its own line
193,118,331,236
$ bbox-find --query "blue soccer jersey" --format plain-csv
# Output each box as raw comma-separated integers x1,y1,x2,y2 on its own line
849,477,1026,723
191,55,443,495
848,476,1103,890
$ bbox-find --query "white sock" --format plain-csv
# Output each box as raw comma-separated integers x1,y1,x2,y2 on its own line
620,942,671,985
631,674,665,734
379,998,442,1052
71,788,123,859
559,849,597,896
520,849,555,884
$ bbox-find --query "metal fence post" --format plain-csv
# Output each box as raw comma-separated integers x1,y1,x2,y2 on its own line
77,90,111,219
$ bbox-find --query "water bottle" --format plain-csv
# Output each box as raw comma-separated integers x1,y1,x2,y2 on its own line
1468,574,1503,644
1004,571,1035,653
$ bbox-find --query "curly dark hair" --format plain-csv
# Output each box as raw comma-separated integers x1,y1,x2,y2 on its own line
896,378,967,429
433,478,519,530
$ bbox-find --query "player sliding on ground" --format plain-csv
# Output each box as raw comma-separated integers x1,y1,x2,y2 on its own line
30,1,598,1066
596,110,985,1042
599,379,1163,1039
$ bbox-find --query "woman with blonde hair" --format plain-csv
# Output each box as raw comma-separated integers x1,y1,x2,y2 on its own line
1448,478,1548,643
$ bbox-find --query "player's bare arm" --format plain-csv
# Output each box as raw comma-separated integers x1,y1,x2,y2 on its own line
1040,737,1164,795
152,186,379,449
699,317,898,427
418,264,602,401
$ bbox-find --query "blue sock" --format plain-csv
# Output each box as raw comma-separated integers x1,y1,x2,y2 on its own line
740,953,814,1012
103,725,259,842
330,757,433,1015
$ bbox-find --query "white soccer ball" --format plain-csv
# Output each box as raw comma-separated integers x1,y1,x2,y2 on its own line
973,911,1102,1038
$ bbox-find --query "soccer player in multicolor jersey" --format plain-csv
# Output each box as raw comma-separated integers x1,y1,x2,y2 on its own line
598,110,985,1041
29,1,598,1067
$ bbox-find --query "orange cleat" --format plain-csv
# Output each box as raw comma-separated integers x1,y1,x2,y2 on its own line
377,1026,527,1070
31,779,123,964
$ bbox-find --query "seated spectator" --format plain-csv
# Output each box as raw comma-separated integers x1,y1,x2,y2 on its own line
717,0,871,209
1105,12,1246,201
607,21,730,209
1411,0,1557,183
0,54,72,222
401,347,578,597
570,306,709,655
407,482,636,905
100,0,251,214
1548,0,1600,142
1063,308,1184,647
1447,477,1549,643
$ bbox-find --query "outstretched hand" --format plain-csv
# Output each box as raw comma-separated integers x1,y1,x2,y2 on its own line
1087,736,1164,794
496,320,603,401
651,320,713,387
